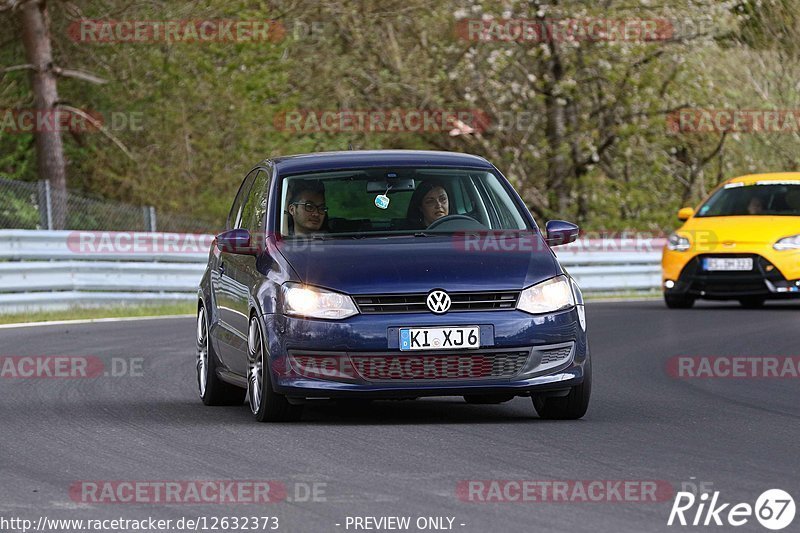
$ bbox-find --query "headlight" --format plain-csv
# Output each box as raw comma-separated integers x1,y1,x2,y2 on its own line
281,283,359,319
667,233,691,251
774,234,800,251
517,276,575,315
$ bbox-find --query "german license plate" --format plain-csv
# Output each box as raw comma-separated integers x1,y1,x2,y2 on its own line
703,257,753,271
399,326,480,351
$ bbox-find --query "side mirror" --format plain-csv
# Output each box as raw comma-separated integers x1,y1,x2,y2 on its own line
545,220,579,247
216,229,257,255
677,207,695,221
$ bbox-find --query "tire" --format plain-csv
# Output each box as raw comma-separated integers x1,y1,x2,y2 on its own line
196,305,246,406
664,294,695,309
247,316,303,423
532,356,591,420
463,394,514,404
739,297,765,309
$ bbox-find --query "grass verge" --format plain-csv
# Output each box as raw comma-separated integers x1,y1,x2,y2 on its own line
584,290,661,302
0,301,196,325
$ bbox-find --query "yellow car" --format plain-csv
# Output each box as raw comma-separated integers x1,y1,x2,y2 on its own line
662,172,800,308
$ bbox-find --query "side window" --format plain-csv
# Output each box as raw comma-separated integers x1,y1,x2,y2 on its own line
226,170,258,230
240,170,271,232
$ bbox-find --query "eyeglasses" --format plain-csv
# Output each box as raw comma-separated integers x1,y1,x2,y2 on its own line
292,202,328,214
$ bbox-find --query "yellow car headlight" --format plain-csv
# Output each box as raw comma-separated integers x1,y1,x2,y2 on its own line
667,233,691,252
774,234,800,251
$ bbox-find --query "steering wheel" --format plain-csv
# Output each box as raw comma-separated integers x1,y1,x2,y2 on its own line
426,214,486,231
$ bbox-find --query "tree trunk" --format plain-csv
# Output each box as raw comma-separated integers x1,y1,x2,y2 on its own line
545,92,568,216
543,40,569,218
19,0,67,229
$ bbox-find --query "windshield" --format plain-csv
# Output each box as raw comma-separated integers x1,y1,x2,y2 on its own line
696,182,800,217
278,167,533,237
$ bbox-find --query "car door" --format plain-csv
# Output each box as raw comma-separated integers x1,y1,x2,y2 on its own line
211,169,257,371
219,168,271,375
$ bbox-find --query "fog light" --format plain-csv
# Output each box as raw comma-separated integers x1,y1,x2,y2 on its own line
664,280,676,289
287,353,358,382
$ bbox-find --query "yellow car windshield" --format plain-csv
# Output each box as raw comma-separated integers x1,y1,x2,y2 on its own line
697,183,800,217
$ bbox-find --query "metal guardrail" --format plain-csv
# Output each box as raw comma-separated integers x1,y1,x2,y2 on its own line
0,230,664,313
0,230,210,262
555,239,665,291
0,261,205,293
0,230,210,313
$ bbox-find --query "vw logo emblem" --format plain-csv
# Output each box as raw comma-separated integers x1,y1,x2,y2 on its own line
427,290,451,314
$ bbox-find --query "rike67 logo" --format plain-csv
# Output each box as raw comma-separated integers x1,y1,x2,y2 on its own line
668,489,795,530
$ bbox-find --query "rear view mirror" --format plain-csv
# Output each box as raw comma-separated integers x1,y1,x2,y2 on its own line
677,207,695,221
545,220,580,247
366,177,416,193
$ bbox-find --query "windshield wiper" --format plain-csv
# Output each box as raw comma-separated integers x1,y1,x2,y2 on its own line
343,231,419,239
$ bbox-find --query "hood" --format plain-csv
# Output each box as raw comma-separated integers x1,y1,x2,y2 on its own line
276,234,559,295
679,216,800,246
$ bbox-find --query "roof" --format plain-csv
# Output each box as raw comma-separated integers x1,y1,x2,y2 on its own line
726,172,800,185
269,150,494,174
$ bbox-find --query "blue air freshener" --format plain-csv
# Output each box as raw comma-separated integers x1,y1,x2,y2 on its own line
375,194,390,209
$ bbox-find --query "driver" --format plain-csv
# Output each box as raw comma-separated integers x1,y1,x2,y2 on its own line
408,180,450,228
747,196,764,215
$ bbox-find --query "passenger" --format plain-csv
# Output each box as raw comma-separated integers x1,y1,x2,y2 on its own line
407,180,450,228
287,180,327,235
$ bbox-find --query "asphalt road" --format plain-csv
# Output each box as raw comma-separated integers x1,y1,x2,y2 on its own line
1,301,798,533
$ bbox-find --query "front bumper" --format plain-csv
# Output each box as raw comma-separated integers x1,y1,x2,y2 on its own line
663,252,800,299
260,307,588,399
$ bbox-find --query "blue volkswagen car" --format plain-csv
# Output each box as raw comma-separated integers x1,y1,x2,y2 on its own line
196,150,590,422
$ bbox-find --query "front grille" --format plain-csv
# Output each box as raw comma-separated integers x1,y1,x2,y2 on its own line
694,280,767,294
680,254,783,296
350,351,530,381
354,291,520,314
